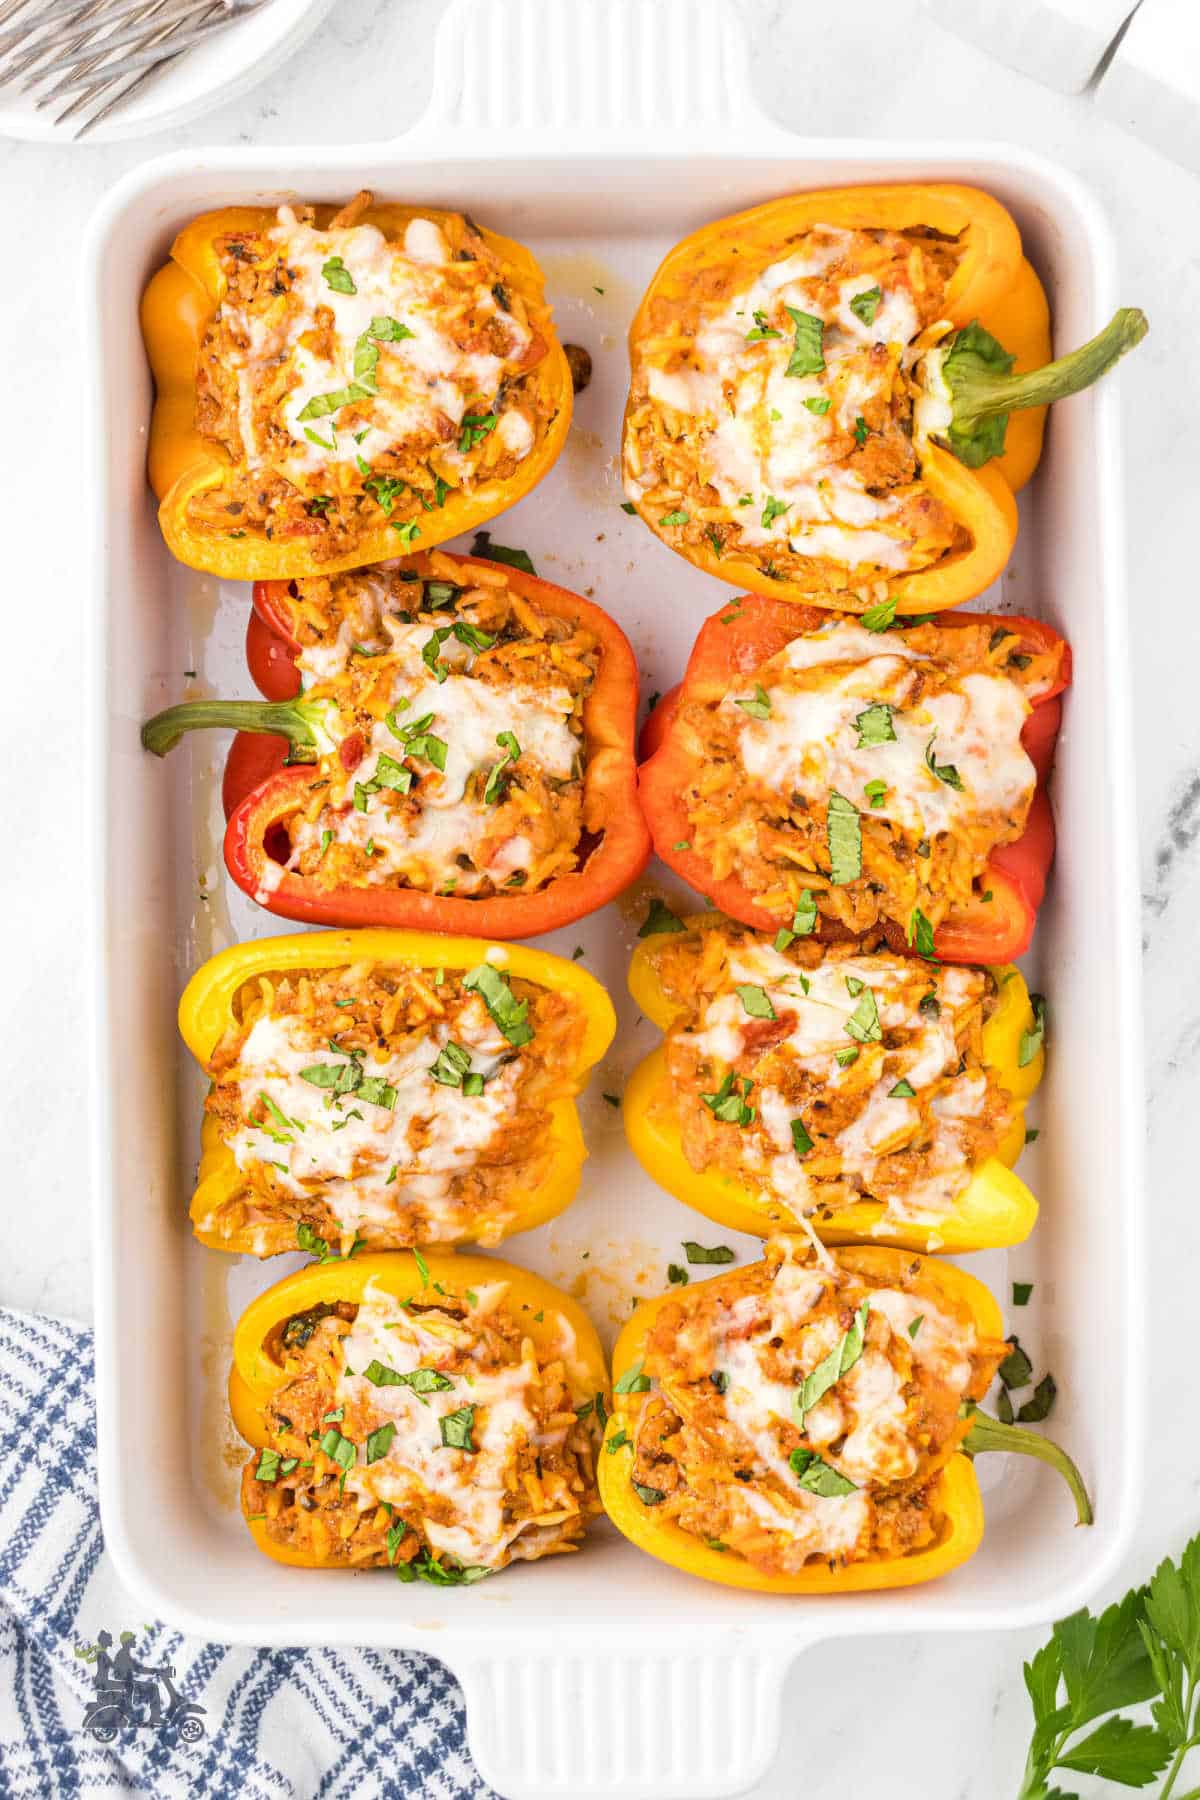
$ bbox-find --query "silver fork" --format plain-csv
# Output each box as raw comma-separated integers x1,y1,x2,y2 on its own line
0,0,270,138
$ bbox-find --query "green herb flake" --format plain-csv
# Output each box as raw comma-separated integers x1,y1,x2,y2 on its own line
864,779,887,808
638,898,685,938
790,1117,814,1156
861,596,897,632
659,509,690,527
792,889,818,936
907,1315,924,1340
1013,1282,1034,1307
735,684,772,720
1019,993,1047,1067
735,984,776,1020
908,907,936,960
438,1405,477,1452
784,305,826,378
667,1264,689,1287
844,985,882,1045
888,1078,916,1098
854,702,896,747
614,1360,652,1395
794,1301,871,1429
788,1447,858,1497
463,962,534,1047
804,396,832,416
683,1241,736,1265
849,286,882,327
826,791,862,885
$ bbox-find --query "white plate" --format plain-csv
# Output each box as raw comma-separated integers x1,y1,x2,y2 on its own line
83,2,1146,1795
0,0,333,143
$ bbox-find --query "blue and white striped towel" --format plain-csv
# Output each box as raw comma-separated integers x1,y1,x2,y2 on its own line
0,1307,496,1798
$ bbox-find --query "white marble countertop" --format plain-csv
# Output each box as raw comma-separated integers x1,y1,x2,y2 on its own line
2,0,1195,1793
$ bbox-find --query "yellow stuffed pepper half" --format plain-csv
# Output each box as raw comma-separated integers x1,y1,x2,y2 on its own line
598,1237,1091,1594
624,911,1042,1253
179,929,615,1257
143,190,573,578
232,1250,609,1581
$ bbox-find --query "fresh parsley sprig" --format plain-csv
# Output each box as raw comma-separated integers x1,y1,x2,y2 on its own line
1013,1537,1200,1798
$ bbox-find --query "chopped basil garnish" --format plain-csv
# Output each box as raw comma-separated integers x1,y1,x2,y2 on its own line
864,779,887,808
659,509,690,527
318,1427,356,1472
322,255,357,294
606,1429,630,1454
826,791,862,884
835,1046,859,1067
792,889,818,936
999,1339,1034,1390
366,1423,396,1463
469,531,537,574
735,983,776,1020
1013,1282,1034,1306
794,1300,870,1427
761,495,790,530
804,396,832,416
638,898,684,937
683,1241,736,1265
614,1360,652,1395
908,908,936,959
849,286,881,327
1019,993,1047,1067
700,1072,755,1126
888,1078,916,1098
907,1315,924,1340
735,684,772,720
784,306,825,378
854,703,896,747
790,1117,813,1156
438,1406,477,1452
924,734,963,791
667,1264,689,1286
789,1448,857,1497
1018,1374,1056,1423
463,962,534,1047
861,597,897,632
632,1482,666,1506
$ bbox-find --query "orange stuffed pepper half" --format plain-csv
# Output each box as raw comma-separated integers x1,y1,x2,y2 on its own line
639,597,1070,964
232,1251,608,1582
625,912,1043,1254
599,1237,1091,1593
179,930,615,1258
623,182,1144,610
143,191,572,578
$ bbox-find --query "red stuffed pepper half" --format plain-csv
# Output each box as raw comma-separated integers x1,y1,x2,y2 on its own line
143,551,651,939
639,596,1069,964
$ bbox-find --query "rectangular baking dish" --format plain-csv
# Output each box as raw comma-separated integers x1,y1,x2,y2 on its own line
84,1,1145,1794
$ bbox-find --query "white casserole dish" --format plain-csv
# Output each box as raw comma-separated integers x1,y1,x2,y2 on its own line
84,2,1146,1794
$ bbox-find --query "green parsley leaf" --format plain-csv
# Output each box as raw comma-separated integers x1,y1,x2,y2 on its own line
682,1241,736,1265
849,285,881,327
794,1301,870,1427
826,791,862,884
784,305,825,378
638,898,685,938
735,984,776,1020
463,962,534,1047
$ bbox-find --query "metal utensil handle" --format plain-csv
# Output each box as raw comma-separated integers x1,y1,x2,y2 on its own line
402,0,791,151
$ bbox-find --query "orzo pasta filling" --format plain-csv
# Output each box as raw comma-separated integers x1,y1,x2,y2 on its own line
263,554,597,898
674,613,1063,934
205,957,586,1253
242,1278,602,1577
648,919,1015,1232
625,224,967,593
625,1236,1004,1574
191,193,553,561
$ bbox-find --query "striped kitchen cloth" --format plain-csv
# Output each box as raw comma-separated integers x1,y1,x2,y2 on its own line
0,1307,497,1798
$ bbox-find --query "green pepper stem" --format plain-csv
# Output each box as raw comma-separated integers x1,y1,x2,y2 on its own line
962,1407,1094,1526
140,698,325,759
955,306,1148,425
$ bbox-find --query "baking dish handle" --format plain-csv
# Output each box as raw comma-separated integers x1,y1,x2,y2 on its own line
452,1637,810,1800
401,0,795,153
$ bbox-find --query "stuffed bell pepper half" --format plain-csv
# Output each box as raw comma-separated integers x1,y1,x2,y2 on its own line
142,552,650,938
143,191,572,578
625,912,1043,1253
179,929,615,1257
231,1251,608,1581
639,596,1070,963
599,1236,1091,1592
623,182,1145,610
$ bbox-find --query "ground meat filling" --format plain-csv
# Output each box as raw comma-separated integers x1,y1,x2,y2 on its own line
203,957,587,1255
241,1279,603,1579
258,551,597,899
190,191,555,562
673,614,1065,934
625,1236,1004,1575
649,918,1014,1234
624,224,968,599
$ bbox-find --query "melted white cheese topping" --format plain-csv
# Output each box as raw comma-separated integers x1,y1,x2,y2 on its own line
700,1249,976,1563
288,621,579,891
727,620,1034,837
686,941,990,1226
337,1282,563,1568
629,230,926,570
223,208,535,484
227,999,520,1238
